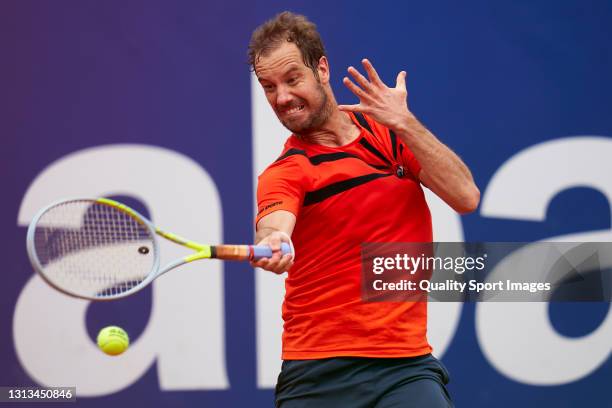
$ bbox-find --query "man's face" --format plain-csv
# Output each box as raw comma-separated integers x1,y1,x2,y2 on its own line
255,42,331,134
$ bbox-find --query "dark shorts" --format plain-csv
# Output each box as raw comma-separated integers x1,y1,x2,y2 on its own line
275,354,453,408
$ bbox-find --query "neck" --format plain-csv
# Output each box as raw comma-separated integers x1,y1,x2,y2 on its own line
296,101,361,147
296,91,361,147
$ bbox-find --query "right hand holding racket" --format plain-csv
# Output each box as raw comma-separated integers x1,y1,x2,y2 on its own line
251,231,294,274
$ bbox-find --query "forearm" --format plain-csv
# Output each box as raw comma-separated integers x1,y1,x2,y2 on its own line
255,226,278,244
254,210,297,243
394,114,480,213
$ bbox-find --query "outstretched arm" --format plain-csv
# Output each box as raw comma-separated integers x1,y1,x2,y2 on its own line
338,59,480,214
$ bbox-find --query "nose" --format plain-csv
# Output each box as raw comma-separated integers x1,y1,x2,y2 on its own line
275,85,293,108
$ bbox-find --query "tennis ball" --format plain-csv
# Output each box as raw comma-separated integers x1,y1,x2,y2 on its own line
96,326,129,356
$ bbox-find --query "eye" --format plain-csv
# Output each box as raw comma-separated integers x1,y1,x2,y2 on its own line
287,77,298,85
262,84,275,93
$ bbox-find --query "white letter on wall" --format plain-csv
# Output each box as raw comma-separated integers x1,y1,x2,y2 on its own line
15,145,228,395
478,137,612,385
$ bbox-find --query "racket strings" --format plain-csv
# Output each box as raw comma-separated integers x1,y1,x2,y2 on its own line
32,200,155,298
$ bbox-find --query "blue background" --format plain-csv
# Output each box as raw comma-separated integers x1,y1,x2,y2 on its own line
2,1,611,406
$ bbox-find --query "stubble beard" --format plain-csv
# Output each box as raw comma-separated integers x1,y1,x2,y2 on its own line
280,82,333,136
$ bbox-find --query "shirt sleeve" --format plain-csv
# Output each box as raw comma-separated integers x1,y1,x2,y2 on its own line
255,158,306,225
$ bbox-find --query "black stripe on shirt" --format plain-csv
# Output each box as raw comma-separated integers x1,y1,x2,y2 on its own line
275,148,307,162
390,130,398,159
275,149,387,170
359,138,392,166
303,173,392,206
353,112,374,135
309,152,387,170
351,113,392,167
309,151,359,165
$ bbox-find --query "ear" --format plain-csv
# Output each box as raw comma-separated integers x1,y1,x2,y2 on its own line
316,56,330,84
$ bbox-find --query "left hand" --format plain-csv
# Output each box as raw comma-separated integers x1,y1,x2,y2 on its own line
338,59,413,132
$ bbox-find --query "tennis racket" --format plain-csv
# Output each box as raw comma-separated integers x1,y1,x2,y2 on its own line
26,197,291,301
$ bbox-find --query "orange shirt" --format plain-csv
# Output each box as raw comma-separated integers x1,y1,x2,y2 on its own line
256,112,433,360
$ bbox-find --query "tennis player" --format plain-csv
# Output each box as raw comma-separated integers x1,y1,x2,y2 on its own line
249,11,479,407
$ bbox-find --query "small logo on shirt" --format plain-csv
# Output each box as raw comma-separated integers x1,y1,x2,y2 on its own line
257,200,283,215
395,165,405,178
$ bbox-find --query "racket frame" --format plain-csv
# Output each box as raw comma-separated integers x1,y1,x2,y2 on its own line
26,197,163,300
27,197,290,301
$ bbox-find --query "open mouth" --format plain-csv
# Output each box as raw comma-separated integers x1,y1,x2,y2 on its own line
283,104,305,115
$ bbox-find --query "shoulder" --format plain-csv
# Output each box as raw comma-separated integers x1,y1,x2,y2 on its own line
258,136,310,185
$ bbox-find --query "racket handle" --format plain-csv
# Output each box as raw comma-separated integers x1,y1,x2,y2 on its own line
251,242,292,261
212,243,292,261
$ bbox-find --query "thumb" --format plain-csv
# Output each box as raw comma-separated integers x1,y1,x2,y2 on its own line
267,233,283,251
396,71,407,90
337,104,362,112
